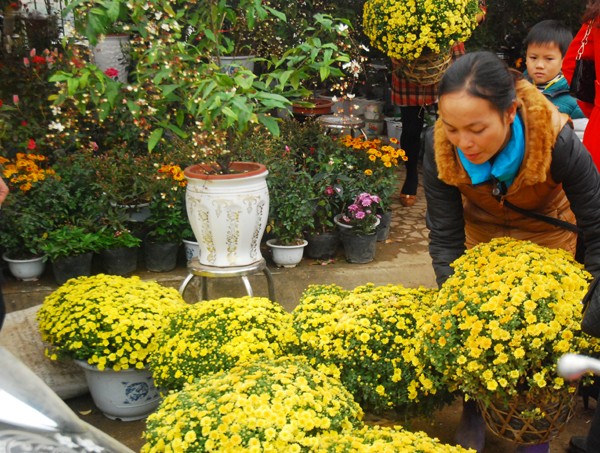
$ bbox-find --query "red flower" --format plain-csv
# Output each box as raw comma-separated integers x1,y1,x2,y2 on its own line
27,139,37,150
32,55,47,65
20,120,27,127
104,68,119,79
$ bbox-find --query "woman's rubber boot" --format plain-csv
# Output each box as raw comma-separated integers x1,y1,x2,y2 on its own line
455,399,485,452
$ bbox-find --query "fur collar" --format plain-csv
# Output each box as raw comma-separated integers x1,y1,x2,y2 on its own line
434,79,568,187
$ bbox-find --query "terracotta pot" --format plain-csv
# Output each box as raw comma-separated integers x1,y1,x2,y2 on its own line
292,98,333,117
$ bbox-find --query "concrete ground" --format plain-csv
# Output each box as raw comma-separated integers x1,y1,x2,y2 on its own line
1,168,592,452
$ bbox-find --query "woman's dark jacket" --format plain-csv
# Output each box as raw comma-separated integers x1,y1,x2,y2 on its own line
423,79,600,287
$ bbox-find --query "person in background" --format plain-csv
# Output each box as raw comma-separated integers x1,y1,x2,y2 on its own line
563,0,600,168
524,19,585,119
0,177,9,331
390,1,486,208
423,51,600,453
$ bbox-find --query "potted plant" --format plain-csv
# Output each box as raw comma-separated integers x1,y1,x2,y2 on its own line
292,283,454,416
148,296,298,392
0,153,57,280
39,224,103,285
123,2,351,268
96,222,142,275
421,237,600,445
265,155,314,268
143,163,188,272
338,135,406,241
362,0,481,84
334,192,381,264
36,274,187,420
142,355,364,451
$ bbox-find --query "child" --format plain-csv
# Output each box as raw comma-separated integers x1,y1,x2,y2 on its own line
524,19,585,119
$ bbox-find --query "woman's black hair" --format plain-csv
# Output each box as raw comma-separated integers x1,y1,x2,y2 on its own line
438,51,518,115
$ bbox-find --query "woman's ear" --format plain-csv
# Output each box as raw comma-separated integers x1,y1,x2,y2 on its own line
505,100,518,124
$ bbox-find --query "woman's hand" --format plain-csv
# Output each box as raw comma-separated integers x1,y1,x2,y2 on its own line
0,178,9,206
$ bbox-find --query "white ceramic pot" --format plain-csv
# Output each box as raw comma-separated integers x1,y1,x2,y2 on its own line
92,34,131,83
2,253,46,281
75,360,160,421
384,117,403,142
182,239,200,262
185,162,269,267
215,55,255,75
266,239,308,268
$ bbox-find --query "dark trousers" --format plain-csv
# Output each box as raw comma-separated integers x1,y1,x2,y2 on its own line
399,105,426,195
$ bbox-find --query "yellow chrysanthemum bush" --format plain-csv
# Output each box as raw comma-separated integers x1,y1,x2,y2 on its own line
141,356,364,452
421,237,600,409
149,296,299,392
36,274,187,371
315,425,471,452
362,0,481,60
291,283,455,416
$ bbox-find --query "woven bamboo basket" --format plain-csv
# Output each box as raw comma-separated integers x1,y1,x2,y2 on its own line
396,49,453,86
478,385,578,445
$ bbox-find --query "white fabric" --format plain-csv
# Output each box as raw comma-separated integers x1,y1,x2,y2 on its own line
573,118,589,141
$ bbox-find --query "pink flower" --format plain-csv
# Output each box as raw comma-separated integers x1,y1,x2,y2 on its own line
23,57,30,67
13,95,19,105
324,186,335,197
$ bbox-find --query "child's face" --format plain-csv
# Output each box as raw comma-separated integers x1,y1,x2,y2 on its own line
526,42,564,85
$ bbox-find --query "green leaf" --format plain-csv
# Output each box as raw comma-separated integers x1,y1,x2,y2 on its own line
148,128,164,151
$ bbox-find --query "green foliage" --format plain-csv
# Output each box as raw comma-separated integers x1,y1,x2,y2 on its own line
95,226,142,250
39,225,102,260
267,161,315,245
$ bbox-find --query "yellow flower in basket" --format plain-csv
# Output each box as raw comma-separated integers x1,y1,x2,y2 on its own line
421,237,600,407
362,0,481,61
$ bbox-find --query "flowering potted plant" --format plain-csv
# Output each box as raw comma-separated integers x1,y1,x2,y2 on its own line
0,48,60,157
37,274,187,420
0,153,56,260
292,283,455,416
142,356,364,451
143,163,188,272
149,296,298,392
421,237,600,444
334,192,382,263
362,0,481,85
362,0,481,61
334,192,381,235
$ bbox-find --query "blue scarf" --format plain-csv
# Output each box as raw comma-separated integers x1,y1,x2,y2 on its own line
457,114,525,187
